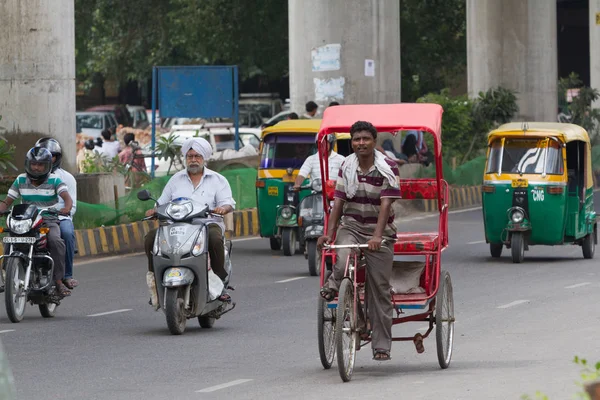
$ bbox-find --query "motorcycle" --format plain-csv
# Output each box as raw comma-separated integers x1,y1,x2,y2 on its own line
298,179,325,276
0,205,67,322
137,190,236,335
276,182,303,257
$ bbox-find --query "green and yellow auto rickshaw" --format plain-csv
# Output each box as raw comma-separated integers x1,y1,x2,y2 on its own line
255,120,352,256
482,122,597,263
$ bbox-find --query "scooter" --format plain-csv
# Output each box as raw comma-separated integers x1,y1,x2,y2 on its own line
137,190,235,335
298,179,325,276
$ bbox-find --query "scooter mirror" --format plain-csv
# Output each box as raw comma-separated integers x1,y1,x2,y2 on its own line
137,190,152,201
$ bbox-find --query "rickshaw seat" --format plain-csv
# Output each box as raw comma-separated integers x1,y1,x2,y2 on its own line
394,232,439,253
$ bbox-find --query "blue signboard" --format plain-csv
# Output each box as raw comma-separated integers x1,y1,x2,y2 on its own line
150,65,239,176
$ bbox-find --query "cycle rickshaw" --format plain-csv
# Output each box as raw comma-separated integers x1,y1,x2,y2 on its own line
315,103,454,382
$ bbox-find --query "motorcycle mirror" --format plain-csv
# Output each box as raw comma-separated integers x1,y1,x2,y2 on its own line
137,190,152,201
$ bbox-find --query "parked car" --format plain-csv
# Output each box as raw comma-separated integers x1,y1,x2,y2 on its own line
126,105,150,129
85,104,134,127
239,93,283,121
160,110,263,130
76,111,118,138
146,109,161,126
260,110,295,129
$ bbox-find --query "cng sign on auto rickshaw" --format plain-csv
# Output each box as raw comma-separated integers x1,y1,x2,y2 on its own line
268,186,278,196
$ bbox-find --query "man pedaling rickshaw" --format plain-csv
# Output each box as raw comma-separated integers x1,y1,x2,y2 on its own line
317,121,402,361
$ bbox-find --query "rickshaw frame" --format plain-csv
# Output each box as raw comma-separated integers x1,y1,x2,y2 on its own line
314,103,454,381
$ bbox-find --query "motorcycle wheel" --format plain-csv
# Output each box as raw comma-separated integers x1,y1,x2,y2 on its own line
165,288,187,335
282,228,296,256
307,240,320,276
198,316,215,328
39,303,57,318
5,257,26,323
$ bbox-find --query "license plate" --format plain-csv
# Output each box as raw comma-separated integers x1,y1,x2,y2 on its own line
169,227,186,236
2,236,36,244
511,179,528,188
268,187,278,196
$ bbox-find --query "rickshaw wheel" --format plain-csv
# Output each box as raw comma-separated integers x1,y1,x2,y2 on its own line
335,278,357,382
435,271,454,369
270,237,281,251
318,289,336,369
282,228,296,256
511,233,525,263
582,231,595,259
490,243,503,258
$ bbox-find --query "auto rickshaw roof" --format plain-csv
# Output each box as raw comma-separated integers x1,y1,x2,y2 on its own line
261,119,322,135
316,103,443,149
489,122,590,144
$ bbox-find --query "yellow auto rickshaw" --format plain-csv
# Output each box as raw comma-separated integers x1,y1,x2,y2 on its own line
482,122,597,263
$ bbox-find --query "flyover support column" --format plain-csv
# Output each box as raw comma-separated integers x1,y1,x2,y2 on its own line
467,0,557,122
0,0,76,172
591,0,600,108
288,0,401,115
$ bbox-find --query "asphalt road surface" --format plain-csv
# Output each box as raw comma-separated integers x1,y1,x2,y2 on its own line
1,193,599,400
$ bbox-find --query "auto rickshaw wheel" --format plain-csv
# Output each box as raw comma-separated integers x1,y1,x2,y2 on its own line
270,237,282,251
490,243,503,258
511,232,525,263
282,228,297,256
582,231,595,259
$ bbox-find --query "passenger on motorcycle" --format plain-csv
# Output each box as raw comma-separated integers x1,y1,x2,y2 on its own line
35,138,79,290
144,137,236,309
0,147,73,297
293,134,345,191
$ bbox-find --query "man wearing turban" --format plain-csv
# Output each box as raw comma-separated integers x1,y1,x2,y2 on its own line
144,137,236,309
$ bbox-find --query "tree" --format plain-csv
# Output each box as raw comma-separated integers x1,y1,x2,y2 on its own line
558,73,600,145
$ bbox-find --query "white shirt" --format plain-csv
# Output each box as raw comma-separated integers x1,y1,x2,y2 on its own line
53,168,77,220
299,151,345,181
158,168,236,210
98,141,120,160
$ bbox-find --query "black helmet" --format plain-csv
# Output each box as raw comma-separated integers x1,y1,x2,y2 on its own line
25,147,53,182
84,139,95,151
35,138,62,172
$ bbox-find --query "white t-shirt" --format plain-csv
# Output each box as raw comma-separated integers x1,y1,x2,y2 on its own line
53,168,77,220
99,141,121,160
299,151,345,181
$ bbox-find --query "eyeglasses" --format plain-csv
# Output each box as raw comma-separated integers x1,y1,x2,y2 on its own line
186,154,203,160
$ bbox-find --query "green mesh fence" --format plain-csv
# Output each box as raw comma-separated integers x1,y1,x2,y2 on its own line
72,168,258,229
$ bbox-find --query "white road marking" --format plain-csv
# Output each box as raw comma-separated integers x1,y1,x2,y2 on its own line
196,379,253,393
399,206,483,222
276,277,307,283
565,282,591,289
413,381,425,384
75,253,142,266
0,330,15,334
497,300,529,309
467,240,485,244
232,237,261,242
87,309,132,317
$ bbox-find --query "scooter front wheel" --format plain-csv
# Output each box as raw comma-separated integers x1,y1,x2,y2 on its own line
165,288,187,335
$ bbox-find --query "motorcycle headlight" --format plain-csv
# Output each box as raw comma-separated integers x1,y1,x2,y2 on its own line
311,179,322,192
511,210,524,223
166,201,193,221
280,206,292,220
191,228,206,256
9,218,32,235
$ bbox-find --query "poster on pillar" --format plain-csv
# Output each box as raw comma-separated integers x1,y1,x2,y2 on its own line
311,44,341,72
313,77,345,102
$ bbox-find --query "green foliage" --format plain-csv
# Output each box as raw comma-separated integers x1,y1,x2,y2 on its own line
400,0,467,101
154,134,182,175
0,116,18,178
558,73,600,145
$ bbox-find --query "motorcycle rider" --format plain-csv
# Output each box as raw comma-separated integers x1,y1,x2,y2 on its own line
35,138,78,290
293,134,345,191
0,147,73,297
144,137,235,309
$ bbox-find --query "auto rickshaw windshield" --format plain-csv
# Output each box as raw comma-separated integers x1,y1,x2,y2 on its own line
260,133,316,169
486,137,564,175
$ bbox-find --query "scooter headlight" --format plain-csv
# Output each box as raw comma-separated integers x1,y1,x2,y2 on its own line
9,217,32,235
166,201,193,221
191,228,206,256
511,210,524,223
280,206,293,220
311,179,322,192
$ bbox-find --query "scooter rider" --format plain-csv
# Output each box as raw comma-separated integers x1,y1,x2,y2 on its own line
144,137,235,309
293,134,345,191
35,138,79,290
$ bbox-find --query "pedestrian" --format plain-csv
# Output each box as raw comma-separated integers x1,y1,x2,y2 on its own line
302,101,318,119
328,101,340,107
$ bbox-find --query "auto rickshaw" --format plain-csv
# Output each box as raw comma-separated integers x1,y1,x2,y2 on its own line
482,122,597,263
256,120,351,256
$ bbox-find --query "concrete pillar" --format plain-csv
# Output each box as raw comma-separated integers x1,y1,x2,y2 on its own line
288,0,401,115
591,0,600,108
0,0,76,173
467,0,557,122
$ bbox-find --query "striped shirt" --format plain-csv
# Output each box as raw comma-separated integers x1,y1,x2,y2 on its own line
7,173,68,207
298,151,345,181
334,158,401,238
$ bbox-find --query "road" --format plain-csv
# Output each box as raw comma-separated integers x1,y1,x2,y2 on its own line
1,193,599,400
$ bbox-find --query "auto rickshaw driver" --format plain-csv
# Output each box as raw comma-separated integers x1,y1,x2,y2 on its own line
293,134,345,191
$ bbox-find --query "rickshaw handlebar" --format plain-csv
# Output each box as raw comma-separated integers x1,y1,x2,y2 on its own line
324,239,388,250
